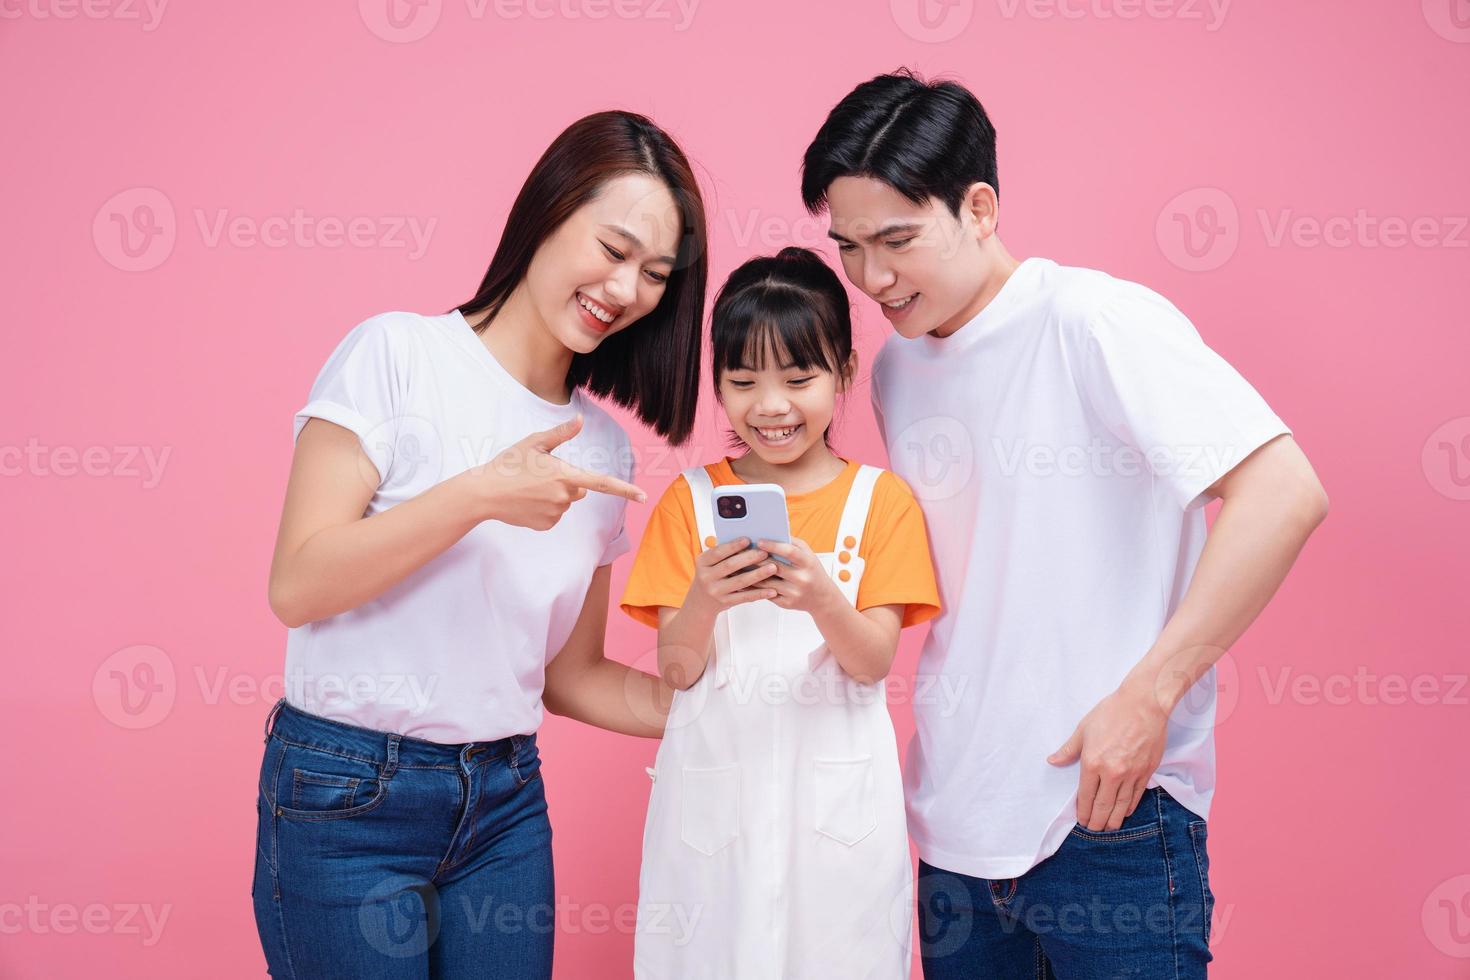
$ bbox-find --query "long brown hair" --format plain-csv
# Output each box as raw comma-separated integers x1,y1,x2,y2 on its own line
454,111,708,445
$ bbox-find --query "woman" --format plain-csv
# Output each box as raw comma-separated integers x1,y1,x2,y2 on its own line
251,110,707,979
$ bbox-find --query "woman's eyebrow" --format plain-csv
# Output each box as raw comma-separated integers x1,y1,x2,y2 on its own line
599,223,677,265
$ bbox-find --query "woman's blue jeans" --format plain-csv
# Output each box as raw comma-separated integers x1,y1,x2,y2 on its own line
252,699,555,979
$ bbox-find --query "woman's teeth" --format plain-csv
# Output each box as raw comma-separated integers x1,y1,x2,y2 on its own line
577,293,614,323
884,294,917,309
754,424,802,445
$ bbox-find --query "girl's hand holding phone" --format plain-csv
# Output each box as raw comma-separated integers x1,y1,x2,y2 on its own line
757,538,842,614
686,537,780,612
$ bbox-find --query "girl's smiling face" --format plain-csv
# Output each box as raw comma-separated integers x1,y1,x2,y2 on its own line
718,335,854,466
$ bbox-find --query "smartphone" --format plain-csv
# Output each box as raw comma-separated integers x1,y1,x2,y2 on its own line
712,483,793,567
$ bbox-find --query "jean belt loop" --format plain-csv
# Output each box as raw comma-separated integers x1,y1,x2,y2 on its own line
382,732,401,780
262,698,285,743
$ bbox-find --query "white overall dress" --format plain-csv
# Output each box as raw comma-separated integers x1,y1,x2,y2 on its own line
634,464,913,980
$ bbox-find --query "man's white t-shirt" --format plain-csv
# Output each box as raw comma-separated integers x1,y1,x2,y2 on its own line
873,257,1290,879
284,309,634,743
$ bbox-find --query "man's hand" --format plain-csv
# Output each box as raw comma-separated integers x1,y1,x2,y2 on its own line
1047,683,1171,831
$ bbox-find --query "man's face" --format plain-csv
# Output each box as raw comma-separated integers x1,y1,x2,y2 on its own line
825,175,988,340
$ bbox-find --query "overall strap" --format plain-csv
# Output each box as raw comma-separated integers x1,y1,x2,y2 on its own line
682,465,717,547
834,465,883,557
683,465,739,688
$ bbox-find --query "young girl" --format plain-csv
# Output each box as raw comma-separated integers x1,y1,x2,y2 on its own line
620,247,942,979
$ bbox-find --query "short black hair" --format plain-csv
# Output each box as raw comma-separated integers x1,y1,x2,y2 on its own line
710,247,854,449
800,68,998,218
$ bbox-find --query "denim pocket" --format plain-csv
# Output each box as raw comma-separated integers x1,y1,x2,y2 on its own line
812,756,877,847
512,738,543,787
1188,820,1214,945
680,764,740,856
271,742,387,822
1068,791,1163,844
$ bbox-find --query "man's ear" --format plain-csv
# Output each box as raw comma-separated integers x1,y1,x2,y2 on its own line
964,181,1000,238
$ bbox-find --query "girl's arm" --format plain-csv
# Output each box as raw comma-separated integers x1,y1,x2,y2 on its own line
656,538,781,690
808,602,903,685
268,414,643,627
759,538,903,685
542,564,673,738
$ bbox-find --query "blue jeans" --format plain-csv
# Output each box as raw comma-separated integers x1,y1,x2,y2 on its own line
917,787,1215,979
252,699,555,979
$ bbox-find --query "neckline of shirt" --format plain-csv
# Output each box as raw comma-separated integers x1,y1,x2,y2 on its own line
446,309,583,418
916,256,1049,356
709,455,859,505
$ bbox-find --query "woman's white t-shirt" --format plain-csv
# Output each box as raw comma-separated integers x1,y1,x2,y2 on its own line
283,310,634,743
873,257,1290,879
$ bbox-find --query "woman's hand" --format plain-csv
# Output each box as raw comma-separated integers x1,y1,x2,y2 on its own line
758,537,843,615
685,537,780,614
462,414,645,530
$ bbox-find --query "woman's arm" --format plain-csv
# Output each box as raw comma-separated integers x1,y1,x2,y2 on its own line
268,414,644,628
542,564,674,738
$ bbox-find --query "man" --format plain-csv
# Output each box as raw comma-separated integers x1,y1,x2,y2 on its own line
800,69,1328,977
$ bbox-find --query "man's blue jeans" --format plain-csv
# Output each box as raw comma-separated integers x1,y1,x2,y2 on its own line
918,787,1215,979
252,699,555,978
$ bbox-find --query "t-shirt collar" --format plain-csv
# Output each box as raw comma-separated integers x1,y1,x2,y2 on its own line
917,256,1046,355
447,309,583,418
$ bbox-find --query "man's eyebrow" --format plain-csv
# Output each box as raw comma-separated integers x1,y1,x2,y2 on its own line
600,224,677,265
827,221,925,245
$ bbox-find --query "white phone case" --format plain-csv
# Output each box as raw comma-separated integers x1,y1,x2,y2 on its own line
711,483,793,565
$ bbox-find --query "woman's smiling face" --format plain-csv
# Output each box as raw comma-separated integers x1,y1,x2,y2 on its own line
523,172,683,353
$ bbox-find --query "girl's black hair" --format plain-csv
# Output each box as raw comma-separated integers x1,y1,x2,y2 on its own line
800,67,998,218
453,110,708,446
710,246,854,451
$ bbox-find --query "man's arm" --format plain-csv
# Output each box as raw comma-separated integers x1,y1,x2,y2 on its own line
1048,433,1329,830
542,563,673,739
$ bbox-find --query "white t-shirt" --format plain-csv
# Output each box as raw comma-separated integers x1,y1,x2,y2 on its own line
873,257,1290,879
283,309,634,743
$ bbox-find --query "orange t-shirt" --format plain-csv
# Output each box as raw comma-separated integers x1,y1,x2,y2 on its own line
619,456,941,630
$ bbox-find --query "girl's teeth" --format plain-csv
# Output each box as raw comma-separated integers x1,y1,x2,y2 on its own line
757,425,798,441
578,294,614,323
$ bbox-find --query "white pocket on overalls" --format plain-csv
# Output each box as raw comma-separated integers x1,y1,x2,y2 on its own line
811,756,877,846
680,763,740,855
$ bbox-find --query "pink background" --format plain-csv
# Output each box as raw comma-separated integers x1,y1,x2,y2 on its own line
4,1,1469,976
